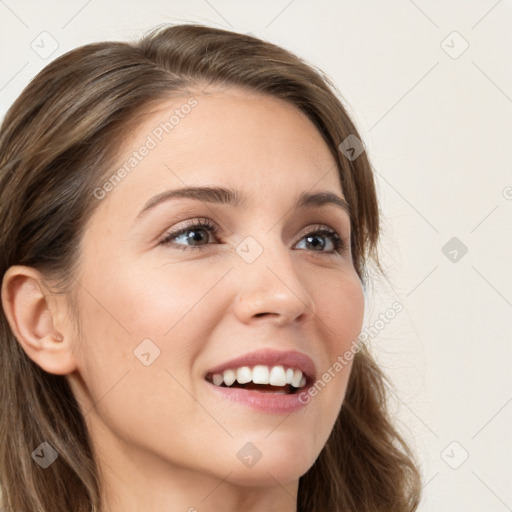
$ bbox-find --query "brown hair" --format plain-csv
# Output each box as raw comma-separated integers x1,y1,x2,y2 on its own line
0,24,421,511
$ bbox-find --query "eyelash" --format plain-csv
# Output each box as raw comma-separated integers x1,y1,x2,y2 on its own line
158,217,347,255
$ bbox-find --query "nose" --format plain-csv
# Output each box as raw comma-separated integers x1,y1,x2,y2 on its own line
232,248,316,327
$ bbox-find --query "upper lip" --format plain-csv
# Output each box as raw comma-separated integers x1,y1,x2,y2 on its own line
205,348,316,383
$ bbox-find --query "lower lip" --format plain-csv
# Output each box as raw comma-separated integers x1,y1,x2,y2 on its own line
205,380,312,414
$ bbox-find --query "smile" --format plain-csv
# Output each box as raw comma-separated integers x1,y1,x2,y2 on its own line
205,364,308,395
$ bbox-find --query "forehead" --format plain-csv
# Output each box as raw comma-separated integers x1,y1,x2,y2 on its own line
94,87,344,220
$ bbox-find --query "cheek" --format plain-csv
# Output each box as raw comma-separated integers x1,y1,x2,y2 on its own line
77,253,225,340
306,272,364,419
70,280,206,453
316,272,365,354
71,257,229,399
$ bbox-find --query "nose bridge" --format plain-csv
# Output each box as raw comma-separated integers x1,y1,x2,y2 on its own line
232,230,316,324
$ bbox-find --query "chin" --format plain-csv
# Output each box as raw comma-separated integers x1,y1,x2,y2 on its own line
214,439,317,487
224,460,312,488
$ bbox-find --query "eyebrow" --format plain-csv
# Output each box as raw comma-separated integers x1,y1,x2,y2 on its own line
135,186,351,221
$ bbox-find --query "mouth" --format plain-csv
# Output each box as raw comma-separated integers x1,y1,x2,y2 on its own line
203,349,316,414
205,365,308,395
204,348,315,396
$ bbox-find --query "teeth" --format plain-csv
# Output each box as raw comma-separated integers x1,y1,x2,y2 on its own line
212,373,224,386
223,369,236,386
269,366,287,386
236,366,252,384
291,369,303,388
252,365,269,384
210,365,307,389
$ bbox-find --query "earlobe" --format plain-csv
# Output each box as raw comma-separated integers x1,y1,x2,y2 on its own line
1,265,78,375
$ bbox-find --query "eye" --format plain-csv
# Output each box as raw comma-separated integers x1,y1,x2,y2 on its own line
295,225,347,254
159,218,219,250
159,218,348,255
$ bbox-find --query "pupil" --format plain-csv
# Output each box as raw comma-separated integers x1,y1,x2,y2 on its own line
189,229,206,244
307,234,324,250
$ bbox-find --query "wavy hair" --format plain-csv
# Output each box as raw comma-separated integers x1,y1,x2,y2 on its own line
0,24,421,511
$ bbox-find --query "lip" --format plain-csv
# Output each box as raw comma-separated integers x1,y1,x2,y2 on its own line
205,348,317,382
205,381,313,414
204,348,316,415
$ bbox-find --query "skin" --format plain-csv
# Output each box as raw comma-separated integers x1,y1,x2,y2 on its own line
2,86,365,512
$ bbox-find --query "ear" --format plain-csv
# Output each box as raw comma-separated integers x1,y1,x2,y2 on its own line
1,265,78,375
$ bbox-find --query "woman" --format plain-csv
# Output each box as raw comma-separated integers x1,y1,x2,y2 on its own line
0,24,421,512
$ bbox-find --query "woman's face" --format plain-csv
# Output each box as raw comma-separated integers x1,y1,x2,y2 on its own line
67,86,365,491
